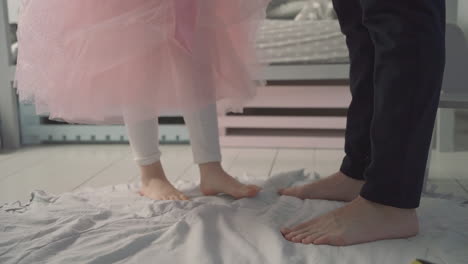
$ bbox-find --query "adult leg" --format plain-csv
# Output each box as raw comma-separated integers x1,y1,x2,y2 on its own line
126,118,188,200
337,0,375,181
182,104,260,198
360,0,446,208
282,0,445,246
280,0,373,201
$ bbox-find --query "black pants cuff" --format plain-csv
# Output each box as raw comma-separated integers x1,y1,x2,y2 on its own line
360,180,421,209
340,155,367,180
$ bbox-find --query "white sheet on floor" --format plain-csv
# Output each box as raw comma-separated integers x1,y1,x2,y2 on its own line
1,170,467,264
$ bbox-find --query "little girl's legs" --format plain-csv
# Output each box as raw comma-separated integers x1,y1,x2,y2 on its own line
125,117,188,200
126,104,260,200
183,104,261,199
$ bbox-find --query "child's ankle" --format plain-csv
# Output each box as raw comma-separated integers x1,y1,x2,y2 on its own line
140,161,166,182
199,162,223,175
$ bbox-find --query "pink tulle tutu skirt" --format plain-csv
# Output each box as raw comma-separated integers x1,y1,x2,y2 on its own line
15,0,269,124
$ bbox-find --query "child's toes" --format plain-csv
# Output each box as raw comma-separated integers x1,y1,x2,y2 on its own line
236,185,259,198
246,185,261,196
179,194,189,200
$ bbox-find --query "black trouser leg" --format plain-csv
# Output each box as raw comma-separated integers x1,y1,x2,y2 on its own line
332,0,375,180
359,0,446,208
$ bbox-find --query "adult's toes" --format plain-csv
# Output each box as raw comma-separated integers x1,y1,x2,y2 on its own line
291,232,311,243
301,235,315,244
301,236,314,244
314,234,346,246
285,228,311,240
302,232,324,244
313,235,333,245
280,228,292,235
289,220,318,233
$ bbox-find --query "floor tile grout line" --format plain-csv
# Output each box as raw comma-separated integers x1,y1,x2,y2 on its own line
175,147,197,181
0,154,16,165
222,148,240,166
126,154,140,183
71,153,130,191
0,145,131,184
129,172,140,183
454,179,468,194
222,149,241,172
176,163,197,182
267,149,279,178
310,148,317,175
226,150,242,171
0,154,56,183
313,149,317,174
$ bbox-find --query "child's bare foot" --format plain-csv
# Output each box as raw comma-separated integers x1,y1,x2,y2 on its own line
139,161,188,201
279,171,364,202
281,196,419,246
199,162,261,199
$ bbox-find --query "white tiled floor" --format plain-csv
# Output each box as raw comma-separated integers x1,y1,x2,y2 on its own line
1,144,467,204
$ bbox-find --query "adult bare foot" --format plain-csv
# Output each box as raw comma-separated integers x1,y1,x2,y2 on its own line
279,171,364,202
139,161,188,201
281,196,419,246
199,162,261,199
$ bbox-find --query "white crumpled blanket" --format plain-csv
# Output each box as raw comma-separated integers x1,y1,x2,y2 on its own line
1,170,467,264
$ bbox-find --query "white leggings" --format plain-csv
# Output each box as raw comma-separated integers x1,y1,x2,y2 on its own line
125,104,222,166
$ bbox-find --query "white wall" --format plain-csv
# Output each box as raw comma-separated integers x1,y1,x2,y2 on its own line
0,0,21,148
447,0,458,24
7,0,20,23
458,0,468,40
